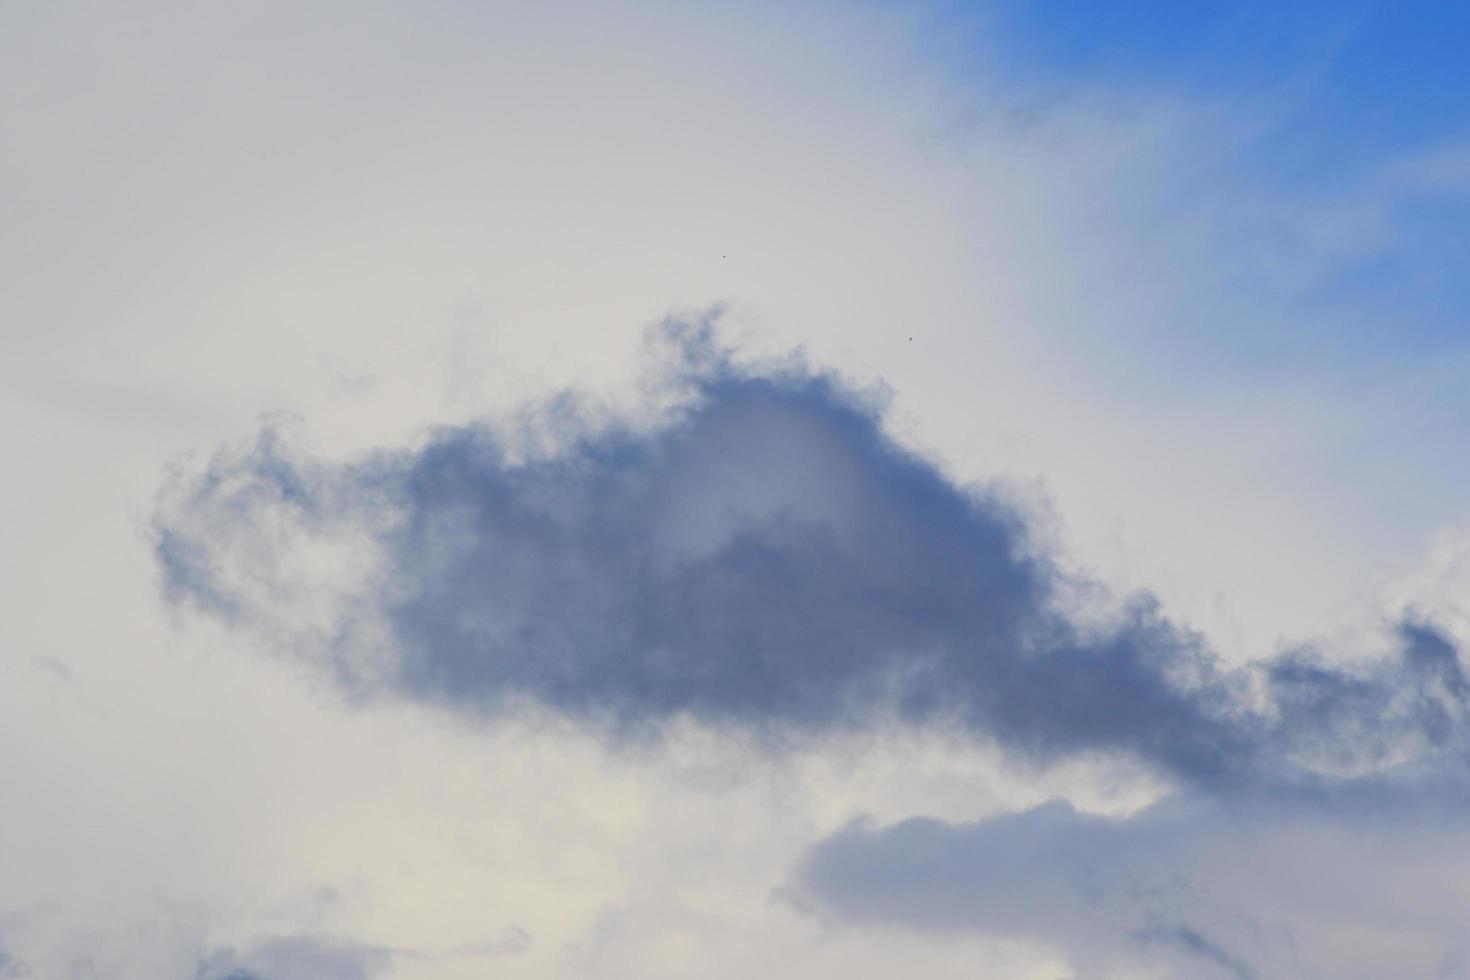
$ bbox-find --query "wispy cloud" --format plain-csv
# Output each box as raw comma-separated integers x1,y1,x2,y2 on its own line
195,934,396,980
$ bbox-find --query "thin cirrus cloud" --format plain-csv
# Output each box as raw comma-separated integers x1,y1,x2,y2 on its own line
155,322,1470,795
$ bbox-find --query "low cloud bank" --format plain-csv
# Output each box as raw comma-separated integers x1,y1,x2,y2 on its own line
791,787,1470,978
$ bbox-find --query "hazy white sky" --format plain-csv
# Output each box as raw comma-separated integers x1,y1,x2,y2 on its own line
6,2,1470,978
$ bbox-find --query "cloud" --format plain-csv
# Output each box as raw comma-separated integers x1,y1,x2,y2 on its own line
191,924,531,980
155,322,1470,796
1131,923,1258,980
8,2,1469,978
195,934,395,980
791,788,1470,978
789,798,1273,977
152,321,1470,973
449,924,532,958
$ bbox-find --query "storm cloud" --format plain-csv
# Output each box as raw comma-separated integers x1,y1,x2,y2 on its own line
156,324,1469,794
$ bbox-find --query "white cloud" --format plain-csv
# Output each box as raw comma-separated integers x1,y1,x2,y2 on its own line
4,2,1470,977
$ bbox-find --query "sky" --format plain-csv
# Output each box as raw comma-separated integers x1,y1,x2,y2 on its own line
4,1,1470,977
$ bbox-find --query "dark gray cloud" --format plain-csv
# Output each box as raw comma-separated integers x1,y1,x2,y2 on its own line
155,323,1470,794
